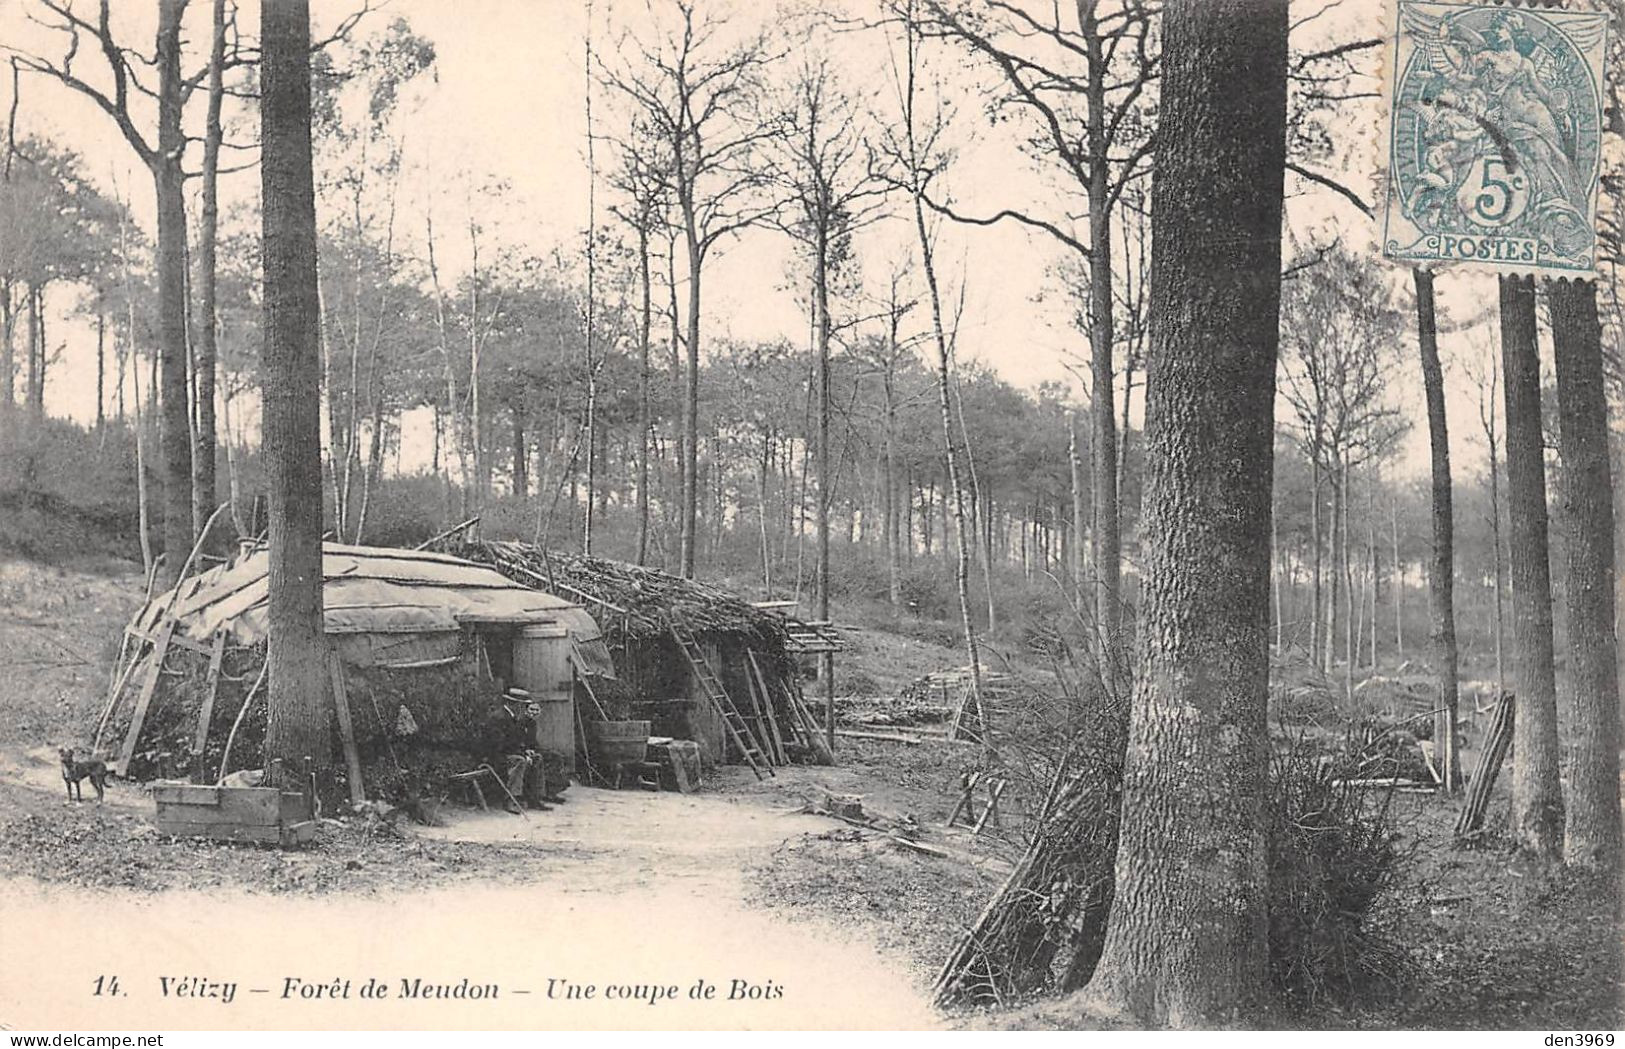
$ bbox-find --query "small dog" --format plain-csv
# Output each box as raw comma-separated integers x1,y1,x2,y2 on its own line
59,747,109,803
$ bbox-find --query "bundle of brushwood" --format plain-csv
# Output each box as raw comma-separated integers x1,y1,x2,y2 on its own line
453,539,787,646
933,708,1126,1007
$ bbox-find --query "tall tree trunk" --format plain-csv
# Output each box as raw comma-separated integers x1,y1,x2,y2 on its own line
884,358,901,606
813,228,836,754
1070,408,1088,613
117,201,153,576
191,0,227,543
95,307,106,430
0,284,13,439
1326,466,1343,673
155,0,195,585
468,220,486,513
1083,0,1287,1024
635,223,652,565
1366,474,1378,669
1272,504,1283,648
678,221,703,578
1082,0,1122,695
1341,459,1354,697
900,10,984,744
511,405,528,500
1487,386,1506,696
25,285,40,419
1310,457,1323,661
1416,268,1461,792
260,0,332,796
1499,273,1563,855
1391,492,1404,661
582,1,598,555
1548,278,1621,870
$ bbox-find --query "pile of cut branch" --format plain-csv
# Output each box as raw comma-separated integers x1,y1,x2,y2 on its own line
933,720,1124,1007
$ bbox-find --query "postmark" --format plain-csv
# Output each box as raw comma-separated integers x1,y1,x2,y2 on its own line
1382,2,1610,276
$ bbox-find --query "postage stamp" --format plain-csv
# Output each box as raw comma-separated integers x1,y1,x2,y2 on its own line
1382,2,1611,276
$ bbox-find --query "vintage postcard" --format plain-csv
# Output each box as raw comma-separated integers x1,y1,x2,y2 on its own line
0,0,1620,1039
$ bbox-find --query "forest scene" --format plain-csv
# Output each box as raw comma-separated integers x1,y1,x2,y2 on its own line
0,0,1620,1034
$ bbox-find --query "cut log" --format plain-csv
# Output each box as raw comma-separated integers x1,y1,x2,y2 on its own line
835,728,924,745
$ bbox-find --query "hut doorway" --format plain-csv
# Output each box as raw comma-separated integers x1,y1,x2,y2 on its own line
513,623,576,775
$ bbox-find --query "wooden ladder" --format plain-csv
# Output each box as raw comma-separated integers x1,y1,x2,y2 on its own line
669,618,772,780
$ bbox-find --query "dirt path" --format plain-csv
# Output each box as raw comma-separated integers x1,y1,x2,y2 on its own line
0,750,939,1030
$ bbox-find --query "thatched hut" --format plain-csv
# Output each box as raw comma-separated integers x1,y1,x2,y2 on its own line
441,539,833,767
98,544,614,800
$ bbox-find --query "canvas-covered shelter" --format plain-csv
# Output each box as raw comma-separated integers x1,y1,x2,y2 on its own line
97,543,614,800
439,538,836,770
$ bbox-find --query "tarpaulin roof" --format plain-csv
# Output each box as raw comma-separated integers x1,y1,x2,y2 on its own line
130,543,614,673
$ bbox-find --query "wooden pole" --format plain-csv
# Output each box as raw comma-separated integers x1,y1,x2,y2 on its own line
1456,692,1515,838
191,631,227,781
116,621,175,776
327,647,366,806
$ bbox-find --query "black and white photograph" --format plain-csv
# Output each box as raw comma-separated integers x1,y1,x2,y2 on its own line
0,0,1620,1036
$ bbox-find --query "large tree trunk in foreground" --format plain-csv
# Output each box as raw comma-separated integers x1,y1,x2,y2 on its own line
1415,268,1461,793
261,0,333,797
1082,0,1288,1026
1499,274,1563,858
155,0,195,586
1548,278,1622,870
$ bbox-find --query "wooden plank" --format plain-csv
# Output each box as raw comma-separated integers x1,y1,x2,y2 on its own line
191,632,227,779
153,820,283,844
117,621,175,776
155,791,280,824
748,651,788,764
93,640,143,754
153,783,224,805
328,649,367,807
128,625,217,658
738,657,775,764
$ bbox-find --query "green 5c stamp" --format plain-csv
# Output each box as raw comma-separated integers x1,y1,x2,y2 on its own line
1383,2,1610,275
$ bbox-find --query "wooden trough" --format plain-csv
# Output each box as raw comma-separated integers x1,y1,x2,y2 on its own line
152,761,318,847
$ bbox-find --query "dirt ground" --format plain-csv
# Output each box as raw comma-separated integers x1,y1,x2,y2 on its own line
0,745,955,1029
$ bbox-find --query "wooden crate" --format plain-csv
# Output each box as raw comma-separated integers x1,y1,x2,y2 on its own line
152,782,317,847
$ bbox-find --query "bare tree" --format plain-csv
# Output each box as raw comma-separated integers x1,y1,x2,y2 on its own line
600,0,780,578
1279,248,1407,684
1415,267,1461,793
883,0,986,741
766,47,890,752
605,115,670,566
9,0,199,583
908,0,1158,692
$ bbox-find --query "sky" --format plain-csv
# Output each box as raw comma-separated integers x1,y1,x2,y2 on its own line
0,0,1520,482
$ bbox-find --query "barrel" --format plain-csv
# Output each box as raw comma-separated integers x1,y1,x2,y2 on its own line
587,720,651,765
